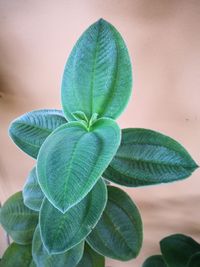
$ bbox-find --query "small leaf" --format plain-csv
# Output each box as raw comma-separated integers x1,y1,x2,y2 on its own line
61,18,132,121
76,243,105,267
0,192,38,244
37,118,120,212
160,234,200,267
23,167,44,211
142,255,167,267
32,226,84,267
103,128,198,186
39,179,107,254
0,243,32,267
87,186,143,261
9,109,67,158
187,252,200,267
72,111,89,122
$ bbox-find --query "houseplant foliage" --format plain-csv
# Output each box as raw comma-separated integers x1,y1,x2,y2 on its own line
142,234,200,267
0,18,198,266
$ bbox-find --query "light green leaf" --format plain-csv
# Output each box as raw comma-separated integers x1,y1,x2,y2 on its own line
32,226,84,267
61,18,132,121
9,109,67,158
23,167,44,211
37,118,120,212
76,243,105,267
39,179,107,254
103,128,198,186
160,234,200,267
142,255,167,267
0,192,38,244
187,252,200,267
87,186,143,261
0,243,32,267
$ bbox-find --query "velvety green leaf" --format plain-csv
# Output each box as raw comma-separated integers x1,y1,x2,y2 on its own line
40,179,107,254
76,243,105,267
103,128,198,186
142,255,167,267
0,192,38,244
61,18,132,121
9,109,67,158
187,252,200,267
32,226,84,267
0,243,32,267
87,186,143,261
37,118,120,212
23,167,44,211
160,234,200,267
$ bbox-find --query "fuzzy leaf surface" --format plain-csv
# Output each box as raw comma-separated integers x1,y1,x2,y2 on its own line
87,186,143,261
9,109,67,158
142,255,167,267
104,128,198,186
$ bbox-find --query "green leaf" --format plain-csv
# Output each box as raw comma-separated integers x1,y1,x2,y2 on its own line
39,179,107,254
23,167,44,211
76,243,105,267
142,255,167,267
9,109,67,158
61,18,132,121
187,252,200,267
103,128,198,186
37,118,120,212
32,226,84,267
160,234,200,267
0,243,32,267
87,186,143,261
0,192,38,244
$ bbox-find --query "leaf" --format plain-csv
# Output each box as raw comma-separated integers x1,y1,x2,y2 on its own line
76,243,105,267
39,179,107,254
0,243,32,267
87,186,143,261
142,255,167,267
187,252,200,267
160,234,200,267
37,118,120,212
32,226,84,267
0,192,38,244
61,18,132,121
9,109,67,158
103,128,198,186
23,167,44,211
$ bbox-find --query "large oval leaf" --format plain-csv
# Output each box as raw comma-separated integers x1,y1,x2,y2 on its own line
61,19,132,121
187,252,200,267
23,167,44,211
87,186,143,261
103,128,198,186
142,255,167,267
0,192,38,244
39,179,107,254
160,234,200,267
32,226,84,267
9,109,67,158
0,243,33,267
37,118,120,212
76,243,105,267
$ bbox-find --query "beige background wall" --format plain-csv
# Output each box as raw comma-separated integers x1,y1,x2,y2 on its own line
0,1,200,266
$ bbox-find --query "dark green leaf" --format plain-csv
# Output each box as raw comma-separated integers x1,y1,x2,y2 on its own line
160,234,200,267
104,128,198,186
40,179,107,254
23,167,44,211
142,255,167,267
76,243,105,267
0,243,32,267
9,109,67,158
61,18,132,121
87,186,143,261
37,118,120,213
32,226,84,267
0,192,38,244
187,252,200,267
